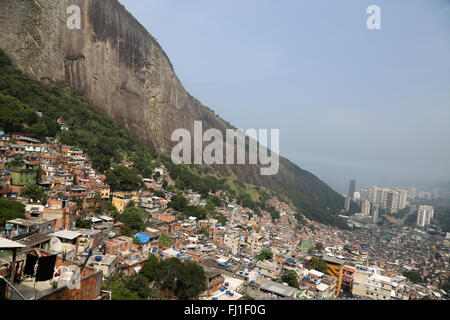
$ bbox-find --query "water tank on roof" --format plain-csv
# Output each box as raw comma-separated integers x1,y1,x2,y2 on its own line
95,256,102,262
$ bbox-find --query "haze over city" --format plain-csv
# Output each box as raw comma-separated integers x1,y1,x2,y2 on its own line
1,0,450,306
118,0,450,193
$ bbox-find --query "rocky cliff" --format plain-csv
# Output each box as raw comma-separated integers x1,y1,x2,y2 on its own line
0,0,346,226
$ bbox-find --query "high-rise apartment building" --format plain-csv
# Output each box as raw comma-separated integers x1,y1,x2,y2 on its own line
361,199,371,215
398,189,407,209
368,186,407,214
348,179,356,199
409,187,416,199
344,196,351,212
417,205,434,227
372,206,379,223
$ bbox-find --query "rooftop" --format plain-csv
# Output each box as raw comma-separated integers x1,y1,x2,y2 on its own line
18,234,51,248
51,230,81,241
0,237,26,249
259,279,297,297
7,217,55,227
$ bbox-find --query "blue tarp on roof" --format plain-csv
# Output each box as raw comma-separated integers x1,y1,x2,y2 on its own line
134,233,150,243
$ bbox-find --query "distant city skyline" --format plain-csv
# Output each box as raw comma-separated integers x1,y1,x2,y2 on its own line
118,0,450,194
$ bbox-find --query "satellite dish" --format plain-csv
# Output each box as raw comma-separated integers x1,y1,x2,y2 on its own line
50,236,62,252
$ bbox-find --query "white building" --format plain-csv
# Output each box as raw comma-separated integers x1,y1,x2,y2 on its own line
417,205,434,227
369,186,407,214
352,265,393,300
361,199,371,215
224,231,240,255
409,187,416,199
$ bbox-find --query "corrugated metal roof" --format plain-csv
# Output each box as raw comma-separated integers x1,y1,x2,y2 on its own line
51,230,81,240
260,279,297,297
0,237,26,249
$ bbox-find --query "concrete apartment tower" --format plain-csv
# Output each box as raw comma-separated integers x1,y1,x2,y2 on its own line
417,205,434,227
409,187,416,199
348,179,356,199
361,199,371,215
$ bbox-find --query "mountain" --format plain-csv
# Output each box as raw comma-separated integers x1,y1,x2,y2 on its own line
0,0,347,227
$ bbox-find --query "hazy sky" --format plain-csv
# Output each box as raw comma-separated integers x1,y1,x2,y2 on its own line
118,0,450,193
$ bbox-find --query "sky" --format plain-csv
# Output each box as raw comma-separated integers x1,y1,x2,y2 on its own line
118,0,450,194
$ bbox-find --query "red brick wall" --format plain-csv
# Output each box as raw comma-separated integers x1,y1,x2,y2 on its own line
40,272,100,300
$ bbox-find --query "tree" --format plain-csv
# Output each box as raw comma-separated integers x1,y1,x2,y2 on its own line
256,248,273,261
155,258,207,299
75,218,92,229
198,226,209,238
117,205,146,233
125,274,152,299
441,281,450,292
403,271,423,284
168,194,188,212
106,165,143,191
141,254,160,282
307,257,328,273
22,184,47,205
155,258,183,294
178,261,207,299
281,270,299,288
29,123,47,140
72,197,84,209
315,242,324,253
8,156,25,168
159,233,172,247
106,278,140,300
216,214,228,226
0,199,25,226
184,205,207,220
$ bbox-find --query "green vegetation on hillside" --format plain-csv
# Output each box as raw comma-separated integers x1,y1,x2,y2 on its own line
307,257,328,273
256,248,273,261
0,199,25,226
403,271,423,284
112,202,147,236
281,270,299,288
0,47,347,229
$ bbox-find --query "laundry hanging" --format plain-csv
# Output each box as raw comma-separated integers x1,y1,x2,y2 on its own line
23,254,38,276
35,255,57,282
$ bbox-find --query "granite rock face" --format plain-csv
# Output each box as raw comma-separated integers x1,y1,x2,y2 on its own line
0,0,345,223
0,0,222,154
